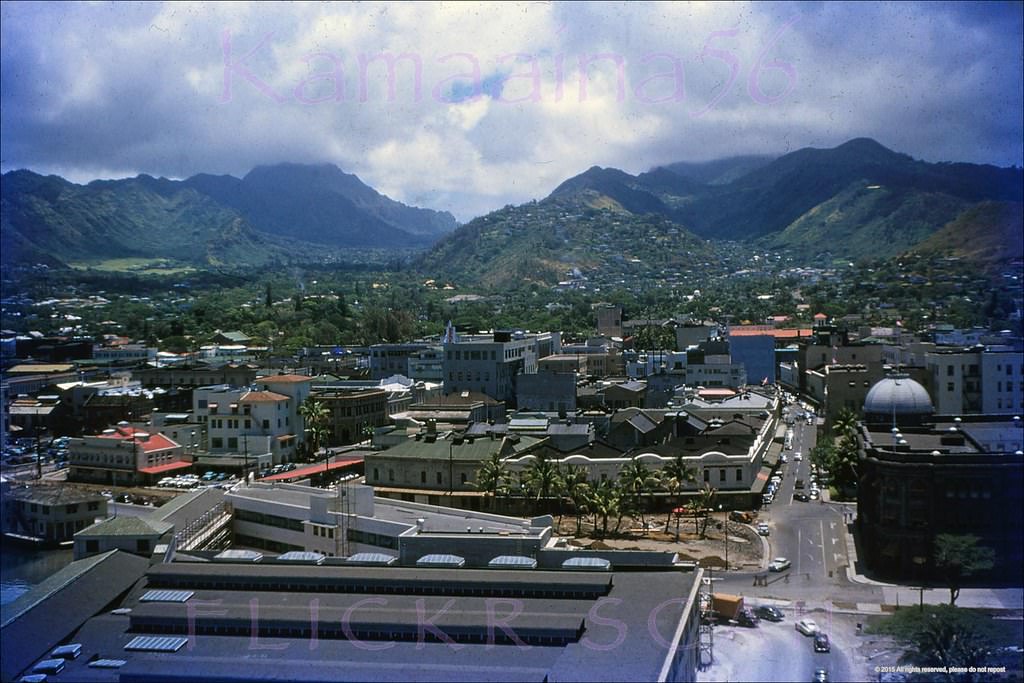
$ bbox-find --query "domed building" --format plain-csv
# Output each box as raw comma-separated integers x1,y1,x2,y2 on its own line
856,376,1023,583
862,374,934,426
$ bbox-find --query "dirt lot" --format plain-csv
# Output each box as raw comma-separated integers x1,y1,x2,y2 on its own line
554,512,766,569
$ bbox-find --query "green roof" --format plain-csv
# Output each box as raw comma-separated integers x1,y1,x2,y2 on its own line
75,515,173,538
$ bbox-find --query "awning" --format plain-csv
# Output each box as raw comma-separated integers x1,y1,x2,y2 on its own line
139,461,193,475
276,434,296,442
260,458,363,481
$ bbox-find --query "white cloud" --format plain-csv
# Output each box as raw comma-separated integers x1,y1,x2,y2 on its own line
1,1,1021,222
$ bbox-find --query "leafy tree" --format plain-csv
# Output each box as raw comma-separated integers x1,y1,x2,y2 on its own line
934,534,996,606
874,605,1000,682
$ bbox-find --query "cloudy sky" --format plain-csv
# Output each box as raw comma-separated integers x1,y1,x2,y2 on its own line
2,1,1021,221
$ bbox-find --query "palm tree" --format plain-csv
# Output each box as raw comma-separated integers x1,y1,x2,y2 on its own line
588,478,621,538
832,408,858,439
524,455,562,514
619,457,655,531
474,452,510,510
298,397,330,461
562,466,591,536
660,455,696,529
695,484,717,539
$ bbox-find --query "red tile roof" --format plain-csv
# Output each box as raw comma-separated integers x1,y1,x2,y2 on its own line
259,374,313,383
241,390,290,403
96,426,179,453
729,326,812,339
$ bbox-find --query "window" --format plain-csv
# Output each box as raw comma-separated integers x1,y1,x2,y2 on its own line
421,471,427,484
86,540,99,553
262,419,269,429
211,438,223,448
228,437,238,449
735,468,743,482
388,469,394,482
947,382,955,392
947,366,954,377
703,470,710,482
461,473,467,484
719,469,726,482
137,539,150,553
373,468,379,480
245,420,251,429
436,472,443,485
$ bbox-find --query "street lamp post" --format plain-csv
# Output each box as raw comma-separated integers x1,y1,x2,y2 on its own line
719,504,729,571
448,440,454,497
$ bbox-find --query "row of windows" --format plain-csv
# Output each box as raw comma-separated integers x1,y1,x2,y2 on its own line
702,468,745,483
235,509,304,532
347,528,398,550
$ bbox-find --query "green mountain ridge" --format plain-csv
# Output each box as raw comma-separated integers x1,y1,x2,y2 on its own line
425,138,1022,288
1,163,459,268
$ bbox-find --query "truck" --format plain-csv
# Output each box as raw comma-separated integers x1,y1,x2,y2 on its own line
711,593,759,627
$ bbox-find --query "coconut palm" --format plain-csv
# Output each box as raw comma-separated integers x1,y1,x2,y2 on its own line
588,478,621,538
695,484,717,539
562,465,591,536
660,455,696,528
832,407,858,439
474,452,510,507
524,455,562,514
619,457,655,530
298,397,330,461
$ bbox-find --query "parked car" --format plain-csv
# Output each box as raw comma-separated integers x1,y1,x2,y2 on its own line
794,493,810,502
813,669,829,682
768,557,791,572
814,633,831,652
757,522,770,536
796,619,820,636
754,605,784,622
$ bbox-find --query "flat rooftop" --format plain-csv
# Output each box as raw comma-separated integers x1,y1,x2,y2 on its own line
19,561,699,682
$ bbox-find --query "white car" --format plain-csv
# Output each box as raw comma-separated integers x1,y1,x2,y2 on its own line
796,619,820,636
794,452,803,461
768,557,791,572
756,522,770,536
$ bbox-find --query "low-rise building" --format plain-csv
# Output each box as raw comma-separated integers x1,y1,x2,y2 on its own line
1,484,107,545
314,388,389,445
68,424,189,486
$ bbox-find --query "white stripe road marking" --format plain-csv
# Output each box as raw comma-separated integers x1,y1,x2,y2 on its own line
820,520,827,574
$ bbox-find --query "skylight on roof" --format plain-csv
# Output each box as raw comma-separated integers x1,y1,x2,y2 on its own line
125,636,188,652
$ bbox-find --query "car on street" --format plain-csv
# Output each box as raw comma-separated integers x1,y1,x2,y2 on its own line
814,633,831,652
754,605,784,622
780,454,788,463
813,669,829,682
796,618,819,636
756,522,770,536
794,452,803,461
809,490,820,500
794,492,810,502
768,557,791,572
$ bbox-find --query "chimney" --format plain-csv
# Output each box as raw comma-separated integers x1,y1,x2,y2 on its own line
427,419,437,435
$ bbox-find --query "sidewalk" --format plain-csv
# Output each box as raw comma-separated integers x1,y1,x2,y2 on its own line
833,494,1024,612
